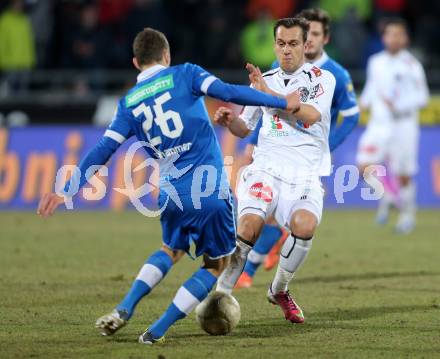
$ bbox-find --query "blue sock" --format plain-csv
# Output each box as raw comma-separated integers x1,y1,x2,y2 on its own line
117,250,173,319
244,224,282,277
148,268,217,338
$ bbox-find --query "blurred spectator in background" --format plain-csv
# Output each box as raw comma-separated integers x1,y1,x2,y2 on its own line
0,0,35,96
123,0,169,57
318,0,371,67
62,3,110,95
318,0,371,22
246,0,298,19
28,0,54,68
63,3,109,69
374,0,406,17
197,0,242,68
241,8,275,70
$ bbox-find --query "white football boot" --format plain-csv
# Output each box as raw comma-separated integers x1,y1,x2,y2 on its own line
95,309,128,336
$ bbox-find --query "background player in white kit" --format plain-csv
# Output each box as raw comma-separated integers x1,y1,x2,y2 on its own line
356,18,429,234
214,17,336,323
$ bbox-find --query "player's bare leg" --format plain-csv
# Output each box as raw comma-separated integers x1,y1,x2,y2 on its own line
268,209,317,323
139,254,230,344
96,246,185,336
396,175,416,234
216,214,265,294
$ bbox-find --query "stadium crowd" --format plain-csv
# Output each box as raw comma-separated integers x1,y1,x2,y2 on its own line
0,0,439,95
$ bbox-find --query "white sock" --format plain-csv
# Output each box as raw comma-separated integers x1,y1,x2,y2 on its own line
247,249,265,265
216,240,252,294
271,266,294,293
399,182,416,218
271,235,312,294
378,190,394,211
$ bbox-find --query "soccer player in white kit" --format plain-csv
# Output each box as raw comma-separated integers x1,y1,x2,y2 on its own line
214,17,336,323
356,18,429,234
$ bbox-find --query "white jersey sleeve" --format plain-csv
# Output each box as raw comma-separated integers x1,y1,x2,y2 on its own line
239,104,263,130
360,57,376,108
303,70,336,121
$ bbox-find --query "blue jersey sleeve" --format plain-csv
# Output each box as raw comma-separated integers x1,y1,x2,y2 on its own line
248,118,262,145
63,100,133,194
185,63,218,97
105,99,135,143
329,70,360,151
185,62,287,109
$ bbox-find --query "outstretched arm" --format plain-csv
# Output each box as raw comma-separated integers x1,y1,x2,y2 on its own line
38,101,133,217
188,63,299,112
37,135,123,218
214,107,250,138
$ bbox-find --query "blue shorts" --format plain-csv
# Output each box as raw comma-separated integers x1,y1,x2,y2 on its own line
159,191,236,259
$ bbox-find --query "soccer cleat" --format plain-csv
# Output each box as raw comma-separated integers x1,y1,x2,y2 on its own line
95,309,128,336
138,330,165,345
264,228,289,271
235,272,253,289
267,285,304,323
395,216,415,234
375,210,389,226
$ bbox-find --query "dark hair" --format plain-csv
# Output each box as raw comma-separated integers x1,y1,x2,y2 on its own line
297,8,331,36
382,17,408,33
133,27,169,66
273,17,309,43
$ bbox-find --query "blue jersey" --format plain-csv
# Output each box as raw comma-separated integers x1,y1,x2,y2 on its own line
249,53,359,150
109,63,228,195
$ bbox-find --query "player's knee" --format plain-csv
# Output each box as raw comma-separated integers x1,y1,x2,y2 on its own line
202,255,230,277
290,210,317,238
399,175,411,187
237,214,264,243
160,246,185,264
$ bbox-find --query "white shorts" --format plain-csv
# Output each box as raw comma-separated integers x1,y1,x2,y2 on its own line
236,166,324,227
356,121,419,176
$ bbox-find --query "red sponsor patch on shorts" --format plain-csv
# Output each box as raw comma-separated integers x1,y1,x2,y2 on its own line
362,145,378,154
249,182,273,203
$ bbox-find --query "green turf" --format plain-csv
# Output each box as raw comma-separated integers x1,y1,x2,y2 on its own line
0,210,439,359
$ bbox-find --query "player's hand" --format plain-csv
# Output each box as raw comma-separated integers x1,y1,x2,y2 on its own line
285,90,301,113
214,107,234,127
37,192,65,218
246,63,269,93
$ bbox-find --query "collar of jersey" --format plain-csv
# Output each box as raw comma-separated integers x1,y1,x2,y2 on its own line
278,63,307,79
137,64,167,83
311,51,329,67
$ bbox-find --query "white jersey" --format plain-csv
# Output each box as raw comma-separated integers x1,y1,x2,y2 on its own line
240,62,336,181
361,49,429,127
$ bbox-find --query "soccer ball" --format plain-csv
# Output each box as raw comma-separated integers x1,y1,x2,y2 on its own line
195,291,241,335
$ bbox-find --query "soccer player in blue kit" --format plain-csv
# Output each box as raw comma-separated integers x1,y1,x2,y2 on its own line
37,28,301,344
236,8,360,289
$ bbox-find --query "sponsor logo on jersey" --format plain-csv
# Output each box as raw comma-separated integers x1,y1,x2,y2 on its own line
311,66,322,77
249,182,273,203
126,74,174,107
298,86,310,102
310,83,324,99
270,114,283,129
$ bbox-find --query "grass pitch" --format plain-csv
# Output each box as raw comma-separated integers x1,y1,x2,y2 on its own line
0,210,439,359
